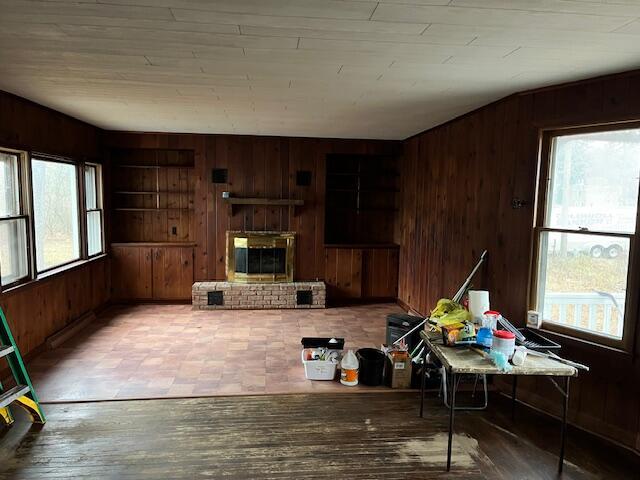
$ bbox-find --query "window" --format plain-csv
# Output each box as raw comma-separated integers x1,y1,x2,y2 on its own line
0,148,105,290
84,164,103,257
32,157,81,272
0,150,29,286
534,126,640,346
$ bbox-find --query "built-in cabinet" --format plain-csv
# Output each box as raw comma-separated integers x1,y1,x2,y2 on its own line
109,147,196,301
324,245,399,301
111,245,194,301
323,153,400,302
111,245,152,300
151,246,194,300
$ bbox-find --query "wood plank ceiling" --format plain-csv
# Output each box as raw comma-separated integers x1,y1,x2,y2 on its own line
1,0,640,139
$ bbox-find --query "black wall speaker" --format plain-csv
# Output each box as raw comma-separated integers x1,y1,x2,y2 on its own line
296,170,312,186
212,168,228,183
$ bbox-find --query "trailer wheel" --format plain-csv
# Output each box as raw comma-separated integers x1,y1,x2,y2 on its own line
606,244,622,259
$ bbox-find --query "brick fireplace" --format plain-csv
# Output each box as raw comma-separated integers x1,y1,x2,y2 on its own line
192,231,326,310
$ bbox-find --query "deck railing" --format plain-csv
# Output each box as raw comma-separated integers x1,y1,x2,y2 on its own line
542,292,625,338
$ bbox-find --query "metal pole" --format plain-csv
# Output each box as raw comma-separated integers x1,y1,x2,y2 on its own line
447,368,455,472
558,376,570,474
410,339,424,358
392,318,427,346
420,347,427,418
511,376,518,420
452,250,487,302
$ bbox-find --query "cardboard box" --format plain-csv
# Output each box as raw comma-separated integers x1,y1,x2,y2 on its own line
388,352,412,389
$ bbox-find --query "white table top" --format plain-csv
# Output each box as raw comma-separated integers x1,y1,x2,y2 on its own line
420,330,577,377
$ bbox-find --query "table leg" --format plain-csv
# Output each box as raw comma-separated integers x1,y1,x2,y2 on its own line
420,347,427,418
511,376,518,420
559,376,570,474
447,368,455,472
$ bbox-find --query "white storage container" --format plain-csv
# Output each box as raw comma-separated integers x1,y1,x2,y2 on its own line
301,349,339,380
491,330,516,359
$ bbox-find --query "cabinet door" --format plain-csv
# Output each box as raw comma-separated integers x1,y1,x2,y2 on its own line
324,248,363,299
151,247,194,300
111,246,153,300
362,248,399,299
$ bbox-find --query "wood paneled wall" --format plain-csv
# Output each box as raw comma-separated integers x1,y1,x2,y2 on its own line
104,133,402,283
398,70,640,452
362,247,399,299
324,246,399,301
0,91,98,159
0,260,110,357
0,90,108,359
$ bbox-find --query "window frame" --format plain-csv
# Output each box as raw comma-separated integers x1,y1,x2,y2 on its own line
30,154,84,275
83,162,105,259
531,123,640,351
0,148,32,289
0,147,106,293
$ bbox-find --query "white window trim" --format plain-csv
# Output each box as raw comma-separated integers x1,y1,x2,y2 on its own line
84,162,105,259
0,148,31,288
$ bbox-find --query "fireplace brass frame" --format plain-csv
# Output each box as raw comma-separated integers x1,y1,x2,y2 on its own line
226,231,295,283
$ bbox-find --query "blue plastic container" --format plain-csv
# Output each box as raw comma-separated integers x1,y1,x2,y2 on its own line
477,327,493,348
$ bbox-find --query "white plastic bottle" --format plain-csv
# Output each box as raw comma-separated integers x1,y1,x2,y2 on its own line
340,350,359,386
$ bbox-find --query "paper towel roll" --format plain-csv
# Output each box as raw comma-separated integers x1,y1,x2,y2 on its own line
468,290,490,323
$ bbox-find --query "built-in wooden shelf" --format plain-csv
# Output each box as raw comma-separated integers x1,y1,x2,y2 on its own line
325,153,399,245
114,191,194,195
327,187,399,193
114,208,193,212
116,164,194,169
327,171,399,177
223,197,304,216
329,206,398,212
111,242,196,247
110,148,196,244
325,243,399,249
225,197,304,206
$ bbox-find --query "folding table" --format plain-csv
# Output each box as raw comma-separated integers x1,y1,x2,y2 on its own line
419,330,578,473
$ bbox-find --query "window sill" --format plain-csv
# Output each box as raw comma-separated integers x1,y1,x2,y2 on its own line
1,253,108,296
538,326,632,357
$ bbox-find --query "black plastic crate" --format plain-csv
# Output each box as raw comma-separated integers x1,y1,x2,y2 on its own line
386,313,424,353
301,337,345,350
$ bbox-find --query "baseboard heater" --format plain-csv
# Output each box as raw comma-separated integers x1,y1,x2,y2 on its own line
46,311,96,350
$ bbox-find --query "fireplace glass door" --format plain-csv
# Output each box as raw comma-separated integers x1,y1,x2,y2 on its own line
226,231,294,282
234,247,287,275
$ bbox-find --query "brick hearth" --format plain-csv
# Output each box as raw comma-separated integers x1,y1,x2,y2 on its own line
192,281,326,310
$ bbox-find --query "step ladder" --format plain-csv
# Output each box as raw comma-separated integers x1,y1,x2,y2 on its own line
0,306,45,426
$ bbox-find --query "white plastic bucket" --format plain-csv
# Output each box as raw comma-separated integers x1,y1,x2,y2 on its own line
301,349,338,380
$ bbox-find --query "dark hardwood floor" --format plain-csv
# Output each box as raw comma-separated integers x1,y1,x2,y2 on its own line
0,393,637,479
